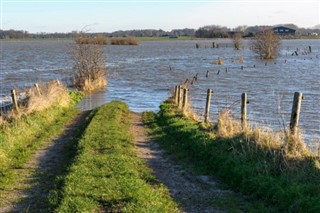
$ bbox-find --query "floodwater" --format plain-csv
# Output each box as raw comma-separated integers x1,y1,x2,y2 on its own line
1,39,319,143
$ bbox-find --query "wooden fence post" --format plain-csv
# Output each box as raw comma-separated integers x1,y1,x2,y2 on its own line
174,85,179,104
290,92,303,135
177,85,182,109
204,89,212,123
182,88,188,115
241,93,247,129
34,83,41,96
11,89,19,112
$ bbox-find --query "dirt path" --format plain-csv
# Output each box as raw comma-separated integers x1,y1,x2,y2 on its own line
131,112,251,213
0,110,91,213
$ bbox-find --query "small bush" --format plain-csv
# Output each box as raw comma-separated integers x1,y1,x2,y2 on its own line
232,32,243,50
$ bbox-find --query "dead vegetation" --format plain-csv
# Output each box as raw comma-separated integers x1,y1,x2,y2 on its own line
232,32,243,50
0,81,71,123
210,58,224,65
110,36,139,45
71,35,107,92
75,34,108,45
215,107,311,161
171,92,313,164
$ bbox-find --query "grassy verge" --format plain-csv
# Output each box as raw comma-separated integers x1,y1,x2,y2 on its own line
0,90,83,206
56,101,180,212
143,101,320,213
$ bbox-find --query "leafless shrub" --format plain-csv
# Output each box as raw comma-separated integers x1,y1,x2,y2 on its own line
71,35,107,91
232,33,243,50
251,30,281,59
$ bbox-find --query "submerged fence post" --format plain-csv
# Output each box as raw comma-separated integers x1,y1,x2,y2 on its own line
290,92,303,135
182,88,188,115
204,89,212,123
241,93,247,129
11,89,19,112
174,85,179,104
34,83,41,96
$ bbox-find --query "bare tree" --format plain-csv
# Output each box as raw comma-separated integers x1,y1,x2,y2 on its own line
71,34,107,91
251,30,281,59
232,32,243,50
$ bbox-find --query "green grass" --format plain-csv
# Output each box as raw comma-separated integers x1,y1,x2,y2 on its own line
0,91,82,207
56,101,180,212
143,101,320,213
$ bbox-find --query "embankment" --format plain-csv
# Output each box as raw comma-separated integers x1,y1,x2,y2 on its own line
143,100,320,212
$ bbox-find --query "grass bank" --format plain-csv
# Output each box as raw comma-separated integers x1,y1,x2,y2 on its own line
143,101,320,213
0,90,83,206
56,101,180,212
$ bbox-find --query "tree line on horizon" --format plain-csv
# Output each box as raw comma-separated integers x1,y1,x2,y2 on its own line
1,24,319,39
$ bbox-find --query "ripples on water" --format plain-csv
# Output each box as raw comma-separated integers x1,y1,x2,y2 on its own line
1,39,319,143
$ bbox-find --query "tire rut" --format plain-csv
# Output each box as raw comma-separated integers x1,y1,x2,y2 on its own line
0,110,91,213
131,112,245,213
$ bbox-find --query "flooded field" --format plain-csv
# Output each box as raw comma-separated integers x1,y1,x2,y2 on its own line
1,39,319,143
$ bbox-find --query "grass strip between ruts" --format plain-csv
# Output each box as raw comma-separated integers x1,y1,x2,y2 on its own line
57,101,180,212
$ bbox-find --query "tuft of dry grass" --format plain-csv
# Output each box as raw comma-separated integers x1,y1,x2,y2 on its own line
217,109,242,137
80,76,107,92
23,81,70,114
210,58,224,65
235,56,244,63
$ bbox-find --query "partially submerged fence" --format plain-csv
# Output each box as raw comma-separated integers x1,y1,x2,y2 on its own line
0,80,61,115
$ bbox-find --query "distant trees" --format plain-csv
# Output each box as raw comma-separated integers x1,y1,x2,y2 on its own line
0,29,29,39
251,30,281,59
195,25,229,38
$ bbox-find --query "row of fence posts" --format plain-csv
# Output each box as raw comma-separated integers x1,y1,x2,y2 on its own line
8,80,61,113
173,85,303,135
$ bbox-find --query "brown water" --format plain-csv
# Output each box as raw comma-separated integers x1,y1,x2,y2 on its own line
1,39,319,143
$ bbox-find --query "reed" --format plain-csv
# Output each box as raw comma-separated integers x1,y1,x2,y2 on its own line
110,36,139,45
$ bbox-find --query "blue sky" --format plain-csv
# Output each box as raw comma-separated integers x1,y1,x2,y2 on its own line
1,0,319,33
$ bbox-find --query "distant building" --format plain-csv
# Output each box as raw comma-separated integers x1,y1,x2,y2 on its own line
272,26,296,36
